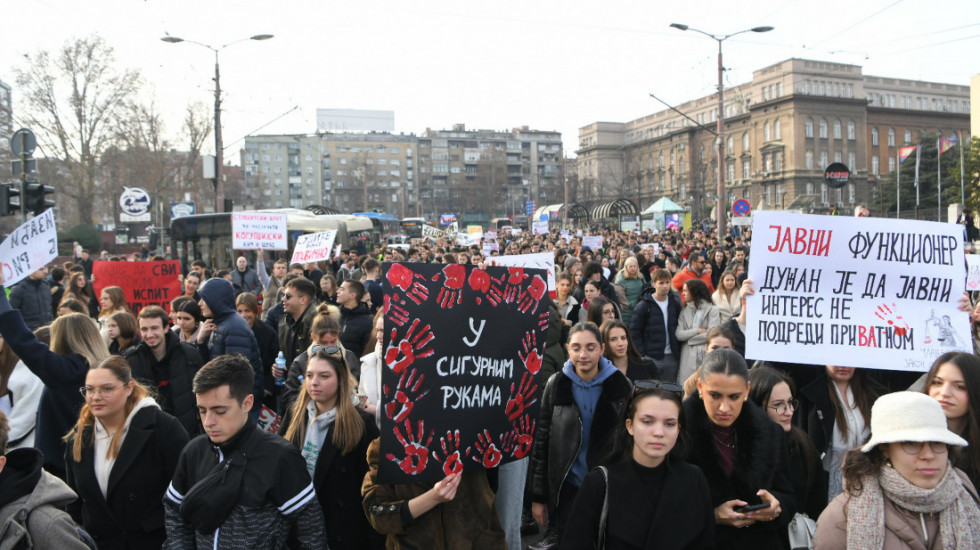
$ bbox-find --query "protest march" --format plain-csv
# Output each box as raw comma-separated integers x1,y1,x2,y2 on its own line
2,206,980,550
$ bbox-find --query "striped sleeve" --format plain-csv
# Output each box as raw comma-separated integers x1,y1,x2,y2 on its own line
165,481,185,505
278,481,316,516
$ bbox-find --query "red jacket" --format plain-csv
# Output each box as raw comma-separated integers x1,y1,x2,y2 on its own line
672,268,714,305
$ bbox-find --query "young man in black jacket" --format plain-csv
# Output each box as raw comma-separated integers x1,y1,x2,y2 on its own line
9,268,53,331
126,306,204,436
336,280,373,357
163,355,327,550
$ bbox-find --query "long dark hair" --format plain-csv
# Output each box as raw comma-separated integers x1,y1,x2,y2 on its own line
683,279,712,308
600,319,641,362
748,366,819,487
841,446,887,496
826,367,878,441
605,387,687,466
922,352,980,480
587,296,617,326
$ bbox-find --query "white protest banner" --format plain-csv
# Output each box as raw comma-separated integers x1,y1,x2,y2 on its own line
581,235,603,251
746,211,970,372
510,228,523,236
0,209,57,287
576,229,583,236
290,230,337,264
532,221,549,235
489,252,557,296
482,242,500,256
967,254,980,291
486,231,497,241
560,230,570,240
421,225,444,240
232,212,287,250
456,233,481,246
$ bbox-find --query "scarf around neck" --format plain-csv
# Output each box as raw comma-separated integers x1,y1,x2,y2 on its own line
845,462,980,549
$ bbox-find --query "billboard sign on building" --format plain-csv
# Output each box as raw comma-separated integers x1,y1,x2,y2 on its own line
316,109,395,133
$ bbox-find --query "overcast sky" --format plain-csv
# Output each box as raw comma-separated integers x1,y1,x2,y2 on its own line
2,0,977,162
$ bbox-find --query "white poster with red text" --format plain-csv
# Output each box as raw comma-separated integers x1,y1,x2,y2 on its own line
746,211,970,372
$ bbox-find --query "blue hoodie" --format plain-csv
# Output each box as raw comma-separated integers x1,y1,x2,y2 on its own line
198,278,265,410
562,356,618,487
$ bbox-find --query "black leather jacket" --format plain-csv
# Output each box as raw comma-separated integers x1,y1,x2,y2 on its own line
529,364,632,512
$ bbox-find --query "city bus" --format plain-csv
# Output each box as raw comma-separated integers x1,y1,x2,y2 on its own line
169,209,374,271
399,217,427,238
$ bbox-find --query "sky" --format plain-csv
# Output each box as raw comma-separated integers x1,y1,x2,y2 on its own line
1,0,978,163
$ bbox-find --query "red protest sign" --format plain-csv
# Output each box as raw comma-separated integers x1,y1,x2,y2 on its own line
92,261,183,314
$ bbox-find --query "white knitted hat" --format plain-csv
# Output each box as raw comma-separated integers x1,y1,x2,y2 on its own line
861,391,968,453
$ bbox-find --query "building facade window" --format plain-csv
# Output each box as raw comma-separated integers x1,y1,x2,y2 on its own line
872,156,879,175
821,183,828,205
820,151,828,169
805,118,814,138
834,119,842,139
742,132,750,151
764,122,771,142
819,118,828,139
805,151,814,170
848,152,856,171
905,129,912,143
742,159,751,180
727,136,733,154
848,120,856,140
888,128,896,146
727,163,735,183
888,157,895,173
774,119,781,140
848,183,856,204
872,128,879,146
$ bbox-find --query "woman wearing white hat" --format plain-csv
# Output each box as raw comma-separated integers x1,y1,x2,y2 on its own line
814,391,980,549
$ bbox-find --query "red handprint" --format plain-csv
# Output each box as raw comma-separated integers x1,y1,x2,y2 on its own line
501,416,536,459
505,372,539,421
384,293,410,326
384,319,435,374
386,263,430,305
383,368,429,422
472,429,503,468
434,430,471,476
468,268,492,305
489,267,529,305
386,419,433,475
518,275,547,313
432,264,466,309
519,331,543,375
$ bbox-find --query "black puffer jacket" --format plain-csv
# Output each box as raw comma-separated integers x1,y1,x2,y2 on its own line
629,287,681,359
340,302,373,357
529,363,632,513
125,330,204,436
198,278,264,407
9,277,53,330
682,396,797,550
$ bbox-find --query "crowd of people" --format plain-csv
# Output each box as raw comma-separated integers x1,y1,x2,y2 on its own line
0,221,978,549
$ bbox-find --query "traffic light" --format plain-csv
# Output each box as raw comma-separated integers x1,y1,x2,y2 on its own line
0,183,20,217
23,183,55,215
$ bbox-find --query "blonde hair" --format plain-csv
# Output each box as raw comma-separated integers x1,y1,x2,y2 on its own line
283,350,364,455
51,313,110,368
617,256,641,280
65,355,149,462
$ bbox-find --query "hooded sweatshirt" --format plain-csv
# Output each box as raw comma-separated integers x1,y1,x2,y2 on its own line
562,356,618,487
92,397,159,497
197,278,264,408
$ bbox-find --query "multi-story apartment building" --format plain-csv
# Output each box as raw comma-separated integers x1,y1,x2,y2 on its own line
415,125,563,223
577,58,970,219
242,133,417,217
243,124,563,223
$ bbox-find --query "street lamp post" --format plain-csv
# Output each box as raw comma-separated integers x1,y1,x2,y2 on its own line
161,33,273,213
669,23,773,238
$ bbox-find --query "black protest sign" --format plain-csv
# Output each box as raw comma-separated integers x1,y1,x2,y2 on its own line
379,262,550,484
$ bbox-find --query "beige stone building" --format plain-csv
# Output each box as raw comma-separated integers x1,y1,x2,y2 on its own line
577,58,970,219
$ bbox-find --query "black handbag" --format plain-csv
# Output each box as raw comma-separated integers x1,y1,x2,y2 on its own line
179,445,251,534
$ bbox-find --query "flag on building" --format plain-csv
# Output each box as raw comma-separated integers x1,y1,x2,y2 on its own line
939,135,958,155
898,145,918,163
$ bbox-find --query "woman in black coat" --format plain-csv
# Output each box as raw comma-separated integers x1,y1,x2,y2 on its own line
683,349,796,550
279,346,383,549
64,355,188,550
561,383,715,549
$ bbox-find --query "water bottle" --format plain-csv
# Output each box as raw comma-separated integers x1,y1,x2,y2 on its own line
275,351,286,387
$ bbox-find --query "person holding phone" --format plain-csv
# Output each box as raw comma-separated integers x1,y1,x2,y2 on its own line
683,349,795,549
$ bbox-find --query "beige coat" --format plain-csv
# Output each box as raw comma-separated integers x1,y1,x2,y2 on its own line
814,468,979,550
675,301,720,385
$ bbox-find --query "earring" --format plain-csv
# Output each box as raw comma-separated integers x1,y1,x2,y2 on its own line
885,459,893,468
698,391,703,399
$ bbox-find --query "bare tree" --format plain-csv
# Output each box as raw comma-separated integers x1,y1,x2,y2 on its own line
15,36,141,224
